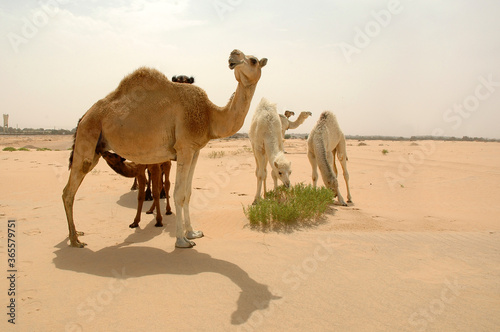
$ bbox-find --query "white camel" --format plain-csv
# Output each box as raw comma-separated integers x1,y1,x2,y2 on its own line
63,49,267,248
307,111,351,206
249,98,292,203
279,110,312,139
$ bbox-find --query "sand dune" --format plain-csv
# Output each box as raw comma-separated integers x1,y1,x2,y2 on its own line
1,135,499,331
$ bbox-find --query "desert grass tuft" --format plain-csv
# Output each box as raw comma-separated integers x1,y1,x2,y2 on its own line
243,183,335,230
208,150,226,159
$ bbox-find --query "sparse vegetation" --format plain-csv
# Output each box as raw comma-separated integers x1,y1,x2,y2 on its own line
36,147,52,151
382,149,389,155
2,147,16,152
243,183,334,230
358,142,367,146
230,147,252,155
284,134,291,139
208,150,226,159
18,147,30,151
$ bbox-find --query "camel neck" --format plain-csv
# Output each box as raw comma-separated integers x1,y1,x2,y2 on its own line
266,135,285,163
210,82,257,139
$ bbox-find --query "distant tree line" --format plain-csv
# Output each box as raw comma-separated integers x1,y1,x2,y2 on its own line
1,128,498,142
0,127,75,135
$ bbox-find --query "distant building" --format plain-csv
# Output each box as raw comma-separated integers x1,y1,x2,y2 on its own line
2,114,8,132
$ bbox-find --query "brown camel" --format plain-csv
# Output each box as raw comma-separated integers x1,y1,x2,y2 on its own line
101,151,172,228
63,49,267,248
130,74,195,199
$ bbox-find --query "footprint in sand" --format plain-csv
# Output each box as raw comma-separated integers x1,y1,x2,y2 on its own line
424,215,441,222
21,289,42,314
372,215,389,222
23,229,41,236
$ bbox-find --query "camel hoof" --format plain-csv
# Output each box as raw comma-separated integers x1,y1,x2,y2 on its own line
347,200,352,203
186,230,204,239
146,211,153,215
129,223,139,228
175,237,195,248
155,222,163,227
69,240,86,248
166,211,172,215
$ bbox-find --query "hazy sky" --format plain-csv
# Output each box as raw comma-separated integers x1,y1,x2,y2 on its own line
1,0,499,138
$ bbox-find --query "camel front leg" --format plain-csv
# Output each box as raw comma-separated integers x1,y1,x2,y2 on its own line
173,149,202,248
183,151,203,240
308,150,318,187
271,168,278,190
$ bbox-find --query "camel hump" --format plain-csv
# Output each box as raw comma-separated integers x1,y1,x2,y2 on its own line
319,111,335,122
115,67,169,96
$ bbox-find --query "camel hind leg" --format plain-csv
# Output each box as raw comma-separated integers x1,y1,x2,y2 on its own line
336,139,352,203
161,161,173,215
130,166,147,228
145,164,164,227
62,132,101,247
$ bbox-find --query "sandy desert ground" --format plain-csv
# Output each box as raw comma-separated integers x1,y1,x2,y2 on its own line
0,134,499,331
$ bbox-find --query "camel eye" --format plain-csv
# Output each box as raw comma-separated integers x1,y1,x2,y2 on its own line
279,172,282,176
250,58,257,65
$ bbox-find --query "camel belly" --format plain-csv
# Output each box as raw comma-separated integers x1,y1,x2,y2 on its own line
101,118,177,164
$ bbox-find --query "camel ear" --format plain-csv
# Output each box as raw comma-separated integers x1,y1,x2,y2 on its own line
189,77,194,84
274,161,278,168
172,76,178,82
259,58,268,67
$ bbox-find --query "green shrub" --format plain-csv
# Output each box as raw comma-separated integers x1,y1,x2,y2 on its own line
382,149,389,155
18,147,30,151
243,183,334,230
36,147,52,151
2,147,16,152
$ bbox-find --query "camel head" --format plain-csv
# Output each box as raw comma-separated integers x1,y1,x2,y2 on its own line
172,75,195,84
273,154,292,188
228,49,267,86
284,110,295,118
324,176,341,198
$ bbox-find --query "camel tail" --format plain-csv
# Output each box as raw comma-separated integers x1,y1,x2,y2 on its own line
100,151,138,178
68,117,83,170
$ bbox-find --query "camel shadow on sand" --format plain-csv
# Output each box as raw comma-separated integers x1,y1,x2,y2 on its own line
116,190,142,210
53,226,278,325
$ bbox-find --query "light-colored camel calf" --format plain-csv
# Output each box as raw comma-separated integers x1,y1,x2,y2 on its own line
307,111,351,206
249,98,292,203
